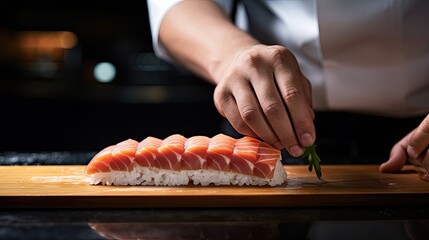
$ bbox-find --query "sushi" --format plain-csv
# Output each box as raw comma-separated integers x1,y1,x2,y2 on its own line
85,134,287,186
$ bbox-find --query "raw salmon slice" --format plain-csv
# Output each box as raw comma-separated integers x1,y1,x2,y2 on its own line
154,134,186,170
110,139,138,172
230,136,260,175
85,145,115,175
253,142,281,179
206,134,236,171
181,136,210,170
135,136,163,168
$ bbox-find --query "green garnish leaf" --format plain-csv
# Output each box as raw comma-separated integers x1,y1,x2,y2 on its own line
302,144,322,179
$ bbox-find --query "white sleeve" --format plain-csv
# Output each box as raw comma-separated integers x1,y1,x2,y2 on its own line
147,0,234,63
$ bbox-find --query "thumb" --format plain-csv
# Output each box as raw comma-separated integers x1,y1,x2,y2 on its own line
379,141,408,173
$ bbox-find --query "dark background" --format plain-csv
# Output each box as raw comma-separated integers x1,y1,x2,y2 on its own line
1,4,427,240
0,1,424,165
0,1,223,154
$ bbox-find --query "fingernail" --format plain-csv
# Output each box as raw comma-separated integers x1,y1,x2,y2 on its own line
290,145,304,157
273,141,284,150
300,133,314,146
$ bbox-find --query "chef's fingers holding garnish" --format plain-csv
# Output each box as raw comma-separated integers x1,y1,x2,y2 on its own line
213,44,315,156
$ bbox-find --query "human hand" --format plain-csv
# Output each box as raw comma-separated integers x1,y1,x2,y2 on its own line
213,44,315,157
379,113,429,181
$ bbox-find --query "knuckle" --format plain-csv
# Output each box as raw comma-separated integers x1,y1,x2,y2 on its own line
241,106,258,123
270,47,287,59
294,119,312,133
269,46,290,63
214,87,231,105
214,86,229,99
241,51,263,68
214,87,234,115
269,46,300,70
262,100,283,116
283,87,302,102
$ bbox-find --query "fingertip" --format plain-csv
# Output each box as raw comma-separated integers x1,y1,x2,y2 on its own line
289,145,304,157
379,147,407,173
379,159,399,173
273,141,284,150
378,162,389,173
300,133,314,147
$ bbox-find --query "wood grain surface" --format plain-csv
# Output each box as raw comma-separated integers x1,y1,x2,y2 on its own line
0,165,428,208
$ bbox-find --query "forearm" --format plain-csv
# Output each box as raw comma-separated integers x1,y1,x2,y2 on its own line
159,0,259,84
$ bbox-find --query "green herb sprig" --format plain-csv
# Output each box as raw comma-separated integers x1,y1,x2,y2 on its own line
302,144,322,179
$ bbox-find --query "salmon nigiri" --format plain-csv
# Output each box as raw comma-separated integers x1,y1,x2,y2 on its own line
181,136,210,170
230,136,260,176
253,142,281,179
206,134,235,171
153,134,187,171
85,138,138,175
85,134,287,186
135,136,163,168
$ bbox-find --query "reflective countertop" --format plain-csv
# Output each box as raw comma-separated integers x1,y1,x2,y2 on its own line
1,207,429,240
1,153,428,240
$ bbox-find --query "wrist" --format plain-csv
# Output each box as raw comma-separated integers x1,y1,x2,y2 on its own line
207,31,260,85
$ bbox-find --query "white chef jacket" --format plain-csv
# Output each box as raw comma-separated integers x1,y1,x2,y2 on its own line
147,0,429,117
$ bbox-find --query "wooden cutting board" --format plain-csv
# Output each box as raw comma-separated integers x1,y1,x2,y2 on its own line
0,165,428,208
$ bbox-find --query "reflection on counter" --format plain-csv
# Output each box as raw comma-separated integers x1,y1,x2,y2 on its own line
88,220,429,240
89,222,279,240
1,208,428,240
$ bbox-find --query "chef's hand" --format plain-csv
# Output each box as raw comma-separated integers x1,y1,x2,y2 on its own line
380,113,429,181
213,44,315,157
157,1,315,156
